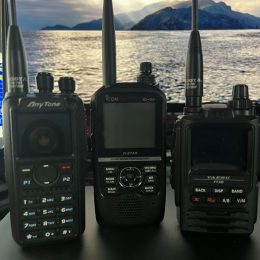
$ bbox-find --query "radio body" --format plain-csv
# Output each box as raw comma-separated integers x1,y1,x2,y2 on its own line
172,100,259,235
3,76,86,245
91,83,166,226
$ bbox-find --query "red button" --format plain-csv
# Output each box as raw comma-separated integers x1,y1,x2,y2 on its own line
60,163,72,172
207,197,217,204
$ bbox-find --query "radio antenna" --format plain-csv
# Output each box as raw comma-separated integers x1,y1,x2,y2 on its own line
6,0,29,93
102,0,116,87
185,0,203,112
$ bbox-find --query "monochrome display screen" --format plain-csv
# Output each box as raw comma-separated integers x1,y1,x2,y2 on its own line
191,127,248,170
103,103,156,149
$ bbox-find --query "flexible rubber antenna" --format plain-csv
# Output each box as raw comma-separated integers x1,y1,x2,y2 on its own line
102,0,116,87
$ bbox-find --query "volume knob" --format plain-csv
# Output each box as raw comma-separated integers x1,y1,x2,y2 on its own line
36,72,54,93
137,62,156,86
59,77,76,94
232,84,252,111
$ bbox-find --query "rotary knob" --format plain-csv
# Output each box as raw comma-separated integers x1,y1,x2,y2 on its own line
59,77,76,94
137,62,156,86
36,72,54,93
34,164,58,186
232,84,252,111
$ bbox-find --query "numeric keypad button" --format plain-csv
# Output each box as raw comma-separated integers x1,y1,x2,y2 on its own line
24,232,40,241
22,209,37,218
60,206,74,214
23,198,37,206
59,195,73,203
41,196,55,204
61,217,74,225
42,208,56,216
23,221,38,230
42,219,56,227
43,230,56,238
60,228,73,237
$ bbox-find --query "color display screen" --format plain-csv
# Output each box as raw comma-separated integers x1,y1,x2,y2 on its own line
103,103,156,149
191,127,248,171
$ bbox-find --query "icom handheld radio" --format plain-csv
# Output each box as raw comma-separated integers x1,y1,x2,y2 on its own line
3,0,86,246
171,0,258,235
91,0,166,226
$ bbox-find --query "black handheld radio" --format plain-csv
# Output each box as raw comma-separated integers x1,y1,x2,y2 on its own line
171,0,258,235
91,0,166,226
3,0,86,246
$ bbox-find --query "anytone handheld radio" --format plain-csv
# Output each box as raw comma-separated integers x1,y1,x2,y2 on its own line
171,0,259,235
3,0,86,246
91,0,166,226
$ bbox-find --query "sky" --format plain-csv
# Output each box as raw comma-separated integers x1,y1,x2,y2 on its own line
16,0,260,31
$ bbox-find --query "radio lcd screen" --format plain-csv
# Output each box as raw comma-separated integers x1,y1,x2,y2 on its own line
103,103,156,149
191,127,248,170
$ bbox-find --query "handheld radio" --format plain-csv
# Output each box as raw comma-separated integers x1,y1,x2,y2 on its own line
3,0,86,245
91,0,167,226
171,0,259,235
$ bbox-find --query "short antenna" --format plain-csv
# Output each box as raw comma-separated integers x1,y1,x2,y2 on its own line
185,0,203,112
6,0,29,94
102,0,116,87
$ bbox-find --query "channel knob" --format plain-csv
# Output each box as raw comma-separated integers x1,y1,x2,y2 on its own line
34,164,58,186
59,77,76,94
36,72,54,93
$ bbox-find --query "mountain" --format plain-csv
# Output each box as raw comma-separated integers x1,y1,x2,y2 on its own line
42,25,70,31
42,18,124,31
41,0,260,30
132,7,246,30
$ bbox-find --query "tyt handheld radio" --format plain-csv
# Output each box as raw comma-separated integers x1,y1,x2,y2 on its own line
3,0,86,246
91,0,166,226
171,0,258,235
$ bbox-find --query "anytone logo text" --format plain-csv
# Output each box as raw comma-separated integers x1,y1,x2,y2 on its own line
27,101,62,109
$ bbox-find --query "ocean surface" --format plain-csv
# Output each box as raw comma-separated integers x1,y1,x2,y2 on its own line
24,30,260,103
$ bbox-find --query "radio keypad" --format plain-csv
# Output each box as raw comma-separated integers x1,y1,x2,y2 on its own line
191,185,248,208
19,162,77,242
102,164,159,196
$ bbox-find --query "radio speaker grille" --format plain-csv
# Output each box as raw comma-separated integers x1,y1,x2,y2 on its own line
115,194,145,223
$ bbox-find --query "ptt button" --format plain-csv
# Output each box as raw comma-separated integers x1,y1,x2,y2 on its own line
23,221,38,230
42,219,56,227
23,198,37,206
60,175,73,185
213,188,226,194
61,217,74,225
104,176,117,185
194,187,210,194
106,187,119,195
231,188,245,195
191,196,204,204
60,195,73,202
25,232,40,241
21,178,34,188
104,167,118,175
22,209,37,218
221,197,232,204
60,163,73,173
42,208,55,216
142,185,156,194
236,197,247,205
207,197,217,204
144,175,157,184
143,166,157,173
41,196,55,204
60,206,74,214
43,230,56,238
19,166,33,175
60,228,73,236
